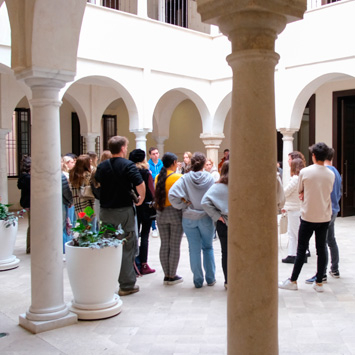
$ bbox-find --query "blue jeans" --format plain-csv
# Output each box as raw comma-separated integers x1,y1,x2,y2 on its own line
182,216,216,288
291,219,329,284
325,213,339,273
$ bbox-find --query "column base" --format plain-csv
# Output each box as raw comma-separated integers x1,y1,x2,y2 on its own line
0,257,20,271
19,312,78,334
69,294,122,320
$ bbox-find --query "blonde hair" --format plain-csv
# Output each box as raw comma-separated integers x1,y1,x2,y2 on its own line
206,158,214,166
135,160,149,170
62,156,74,172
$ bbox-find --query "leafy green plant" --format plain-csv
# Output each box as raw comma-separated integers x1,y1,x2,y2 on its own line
0,198,26,228
71,206,125,249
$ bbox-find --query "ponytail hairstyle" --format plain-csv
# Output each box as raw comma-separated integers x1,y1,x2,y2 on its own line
155,152,178,211
190,152,206,172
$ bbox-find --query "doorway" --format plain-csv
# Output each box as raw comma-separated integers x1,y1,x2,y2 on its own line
333,90,355,217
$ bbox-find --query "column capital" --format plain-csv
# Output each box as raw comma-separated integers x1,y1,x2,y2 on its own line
15,68,75,89
81,132,99,139
154,136,168,144
279,128,298,140
200,133,225,147
131,128,151,138
197,1,306,53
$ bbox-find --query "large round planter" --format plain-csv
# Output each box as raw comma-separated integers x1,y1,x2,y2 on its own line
65,241,123,320
0,220,20,271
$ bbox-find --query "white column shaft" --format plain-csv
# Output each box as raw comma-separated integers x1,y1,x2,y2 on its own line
26,83,68,321
0,129,10,203
281,130,296,186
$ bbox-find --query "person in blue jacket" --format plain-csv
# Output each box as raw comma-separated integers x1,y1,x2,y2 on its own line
148,147,163,237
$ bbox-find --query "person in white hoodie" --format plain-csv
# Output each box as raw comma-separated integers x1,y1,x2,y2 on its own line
281,158,305,264
169,152,216,288
201,161,229,289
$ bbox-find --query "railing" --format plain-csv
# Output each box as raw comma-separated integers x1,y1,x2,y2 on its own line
307,0,342,10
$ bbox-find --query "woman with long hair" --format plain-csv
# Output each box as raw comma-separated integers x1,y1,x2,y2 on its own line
155,152,183,285
282,158,305,264
129,149,156,275
69,154,95,220
201,161,229,288
181,151,192,174
169,152,216,288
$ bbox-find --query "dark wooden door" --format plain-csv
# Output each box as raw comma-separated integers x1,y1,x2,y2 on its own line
341,97,355,216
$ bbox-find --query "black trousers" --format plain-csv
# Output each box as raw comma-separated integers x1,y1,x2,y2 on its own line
216,220,228,284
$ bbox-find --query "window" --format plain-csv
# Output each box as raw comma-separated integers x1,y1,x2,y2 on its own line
165,0,187,28
102,115,117,150
6,108,31,177
102,0,119,10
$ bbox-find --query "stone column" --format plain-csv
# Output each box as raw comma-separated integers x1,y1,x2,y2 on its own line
196,1,306,354
279,128,297,186
18,77,77,333
132,129,150,152
137,0,148,17
82,133,99,153
155,136,168,156
200,133,224,168
0,129,10,204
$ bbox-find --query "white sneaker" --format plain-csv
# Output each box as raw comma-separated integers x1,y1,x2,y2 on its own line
152,229,159,238
312,282,324,292
278,278,298,290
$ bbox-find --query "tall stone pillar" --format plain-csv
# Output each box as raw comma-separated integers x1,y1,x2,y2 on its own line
196,1,306,354
155,136,167,156
200,133,224,168
0,129,10,203
18,77,77,333
82,133,99,153
132,129,149,152
279,128,297,186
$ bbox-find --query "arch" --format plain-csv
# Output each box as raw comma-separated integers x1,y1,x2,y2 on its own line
290,72,354,130
62,75,139,134
153,87,211,138
212,92,232,134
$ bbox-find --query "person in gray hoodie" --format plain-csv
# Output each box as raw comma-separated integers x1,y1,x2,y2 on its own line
169,152,216,288
201,160,229,289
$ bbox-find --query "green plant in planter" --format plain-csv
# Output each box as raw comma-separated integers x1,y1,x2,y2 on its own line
71,206,125,249
0,198,26,228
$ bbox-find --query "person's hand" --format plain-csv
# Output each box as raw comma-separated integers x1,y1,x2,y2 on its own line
299,192,304,201
281,208,286,213
135,195,144,206
218,216,226,224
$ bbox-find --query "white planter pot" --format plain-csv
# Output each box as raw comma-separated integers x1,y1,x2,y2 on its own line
0,220,20,271
65,242,123,320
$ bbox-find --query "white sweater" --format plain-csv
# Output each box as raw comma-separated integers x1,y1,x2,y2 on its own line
283,175,301,211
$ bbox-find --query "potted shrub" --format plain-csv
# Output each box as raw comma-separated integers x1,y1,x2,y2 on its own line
65,206,125,320
0,199,25,271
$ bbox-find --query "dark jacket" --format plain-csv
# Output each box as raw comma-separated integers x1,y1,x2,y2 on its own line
17,173,31,208
62,173,73,207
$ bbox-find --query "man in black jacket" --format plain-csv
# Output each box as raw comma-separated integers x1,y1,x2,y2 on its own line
95,136,145,296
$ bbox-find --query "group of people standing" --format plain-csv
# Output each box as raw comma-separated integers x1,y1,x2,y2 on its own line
279,142,342,293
